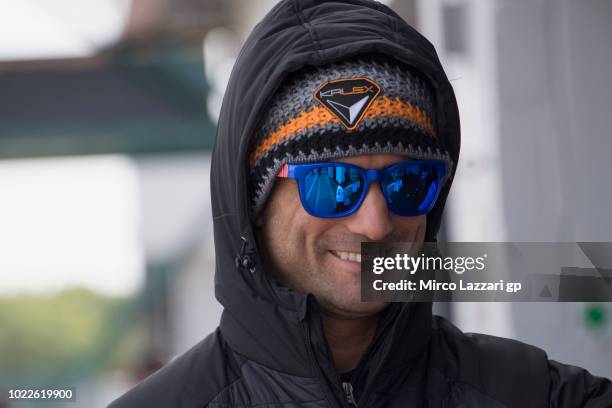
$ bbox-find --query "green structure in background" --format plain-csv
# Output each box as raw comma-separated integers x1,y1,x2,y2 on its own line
584,304,608,330
0,43,216,406
0,42,216,159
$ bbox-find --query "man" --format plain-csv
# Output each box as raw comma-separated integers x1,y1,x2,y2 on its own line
109,0,612,406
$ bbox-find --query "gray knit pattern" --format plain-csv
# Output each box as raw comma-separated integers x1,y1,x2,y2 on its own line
254,59,436,149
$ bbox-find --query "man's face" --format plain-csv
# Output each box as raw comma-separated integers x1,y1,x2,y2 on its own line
256,154,427,319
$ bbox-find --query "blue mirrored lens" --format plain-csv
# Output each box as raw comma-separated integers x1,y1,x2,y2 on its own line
384,163,440,214
303,166,364,215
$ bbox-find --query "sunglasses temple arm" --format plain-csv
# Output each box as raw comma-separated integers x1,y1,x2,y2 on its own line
277,163,289,178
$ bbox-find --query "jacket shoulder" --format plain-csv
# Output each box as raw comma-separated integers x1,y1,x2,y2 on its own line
430,315,550,407
107,328,239,408
548,359,612,407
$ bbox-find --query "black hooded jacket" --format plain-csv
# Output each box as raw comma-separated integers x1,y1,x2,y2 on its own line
109,1,612,407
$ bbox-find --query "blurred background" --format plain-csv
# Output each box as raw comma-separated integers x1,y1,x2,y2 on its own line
0,0,610,406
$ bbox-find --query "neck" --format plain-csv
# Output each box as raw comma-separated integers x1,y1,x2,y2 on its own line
322,312,379,373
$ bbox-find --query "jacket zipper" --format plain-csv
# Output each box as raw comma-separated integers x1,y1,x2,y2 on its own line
302,321,346,408
345,306,401,408
342,382,358,407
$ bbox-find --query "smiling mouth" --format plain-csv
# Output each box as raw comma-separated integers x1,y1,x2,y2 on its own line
330,250,362,263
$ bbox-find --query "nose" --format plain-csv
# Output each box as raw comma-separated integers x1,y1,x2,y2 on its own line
344,182,394,241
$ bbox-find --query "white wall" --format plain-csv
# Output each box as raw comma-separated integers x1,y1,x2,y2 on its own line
495,0,612,378
414,0,612,378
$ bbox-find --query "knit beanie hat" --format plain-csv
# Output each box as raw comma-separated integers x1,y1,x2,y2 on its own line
248,57,453,215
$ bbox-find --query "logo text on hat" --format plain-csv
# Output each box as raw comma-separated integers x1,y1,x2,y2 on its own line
315,77,381,131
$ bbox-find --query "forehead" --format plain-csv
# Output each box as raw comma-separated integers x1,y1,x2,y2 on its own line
333,154,410,169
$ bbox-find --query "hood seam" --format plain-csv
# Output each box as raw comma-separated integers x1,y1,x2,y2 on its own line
291,0,323,62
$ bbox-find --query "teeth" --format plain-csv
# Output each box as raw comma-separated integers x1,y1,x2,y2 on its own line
333,250,361,263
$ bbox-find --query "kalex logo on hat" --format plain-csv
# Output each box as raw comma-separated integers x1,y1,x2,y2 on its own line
314,77,381,131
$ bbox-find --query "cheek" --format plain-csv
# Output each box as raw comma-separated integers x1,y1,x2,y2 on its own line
260,184,313,264
392,214,427,241
276,210,330,264
267,205,332,271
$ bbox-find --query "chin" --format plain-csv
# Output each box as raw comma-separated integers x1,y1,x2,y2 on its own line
322,297,387,318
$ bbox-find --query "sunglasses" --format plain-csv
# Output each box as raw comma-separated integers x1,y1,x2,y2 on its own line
277,160,447,218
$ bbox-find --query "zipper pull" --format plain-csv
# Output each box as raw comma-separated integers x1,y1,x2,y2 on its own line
342,382,357,407
235,236,256,273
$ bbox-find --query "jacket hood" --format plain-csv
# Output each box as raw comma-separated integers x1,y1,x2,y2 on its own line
210,0,460,396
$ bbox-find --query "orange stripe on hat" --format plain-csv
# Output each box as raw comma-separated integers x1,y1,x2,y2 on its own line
249,96,435,166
